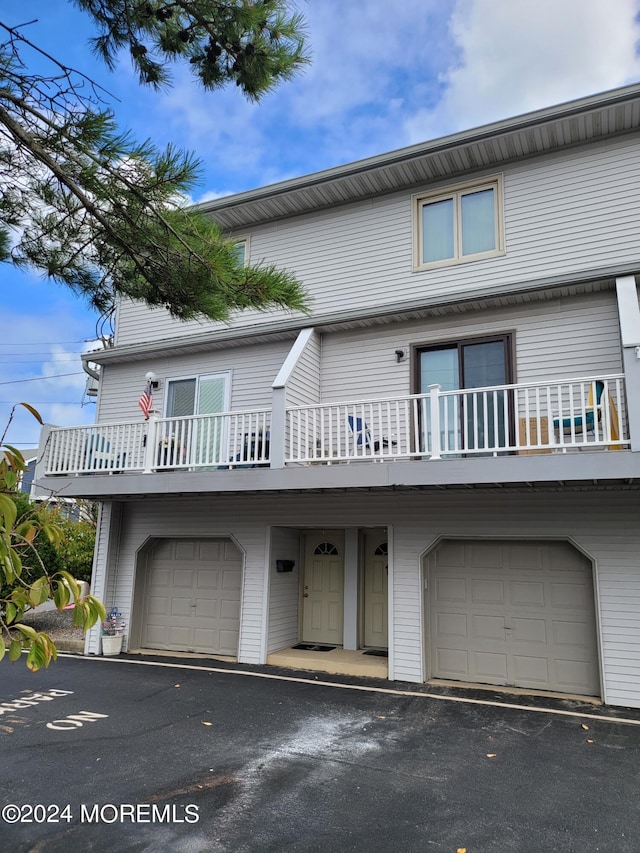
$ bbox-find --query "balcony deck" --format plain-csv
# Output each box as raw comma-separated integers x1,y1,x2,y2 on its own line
37,375,637,497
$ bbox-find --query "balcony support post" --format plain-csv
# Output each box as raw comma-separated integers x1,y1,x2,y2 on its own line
270,387,286,468
616,276,640,452
428,384,442,460
142,416,158,473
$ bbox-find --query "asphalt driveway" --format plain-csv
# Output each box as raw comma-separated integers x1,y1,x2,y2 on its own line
0,654,639,852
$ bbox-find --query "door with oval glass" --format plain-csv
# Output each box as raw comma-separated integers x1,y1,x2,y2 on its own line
363,533,388,649
302,532,345,645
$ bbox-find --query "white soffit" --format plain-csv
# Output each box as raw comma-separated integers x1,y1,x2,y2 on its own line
196,85,640,231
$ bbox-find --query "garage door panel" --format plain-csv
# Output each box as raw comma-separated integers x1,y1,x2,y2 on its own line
175,541,197,560
505,542,543,570
510,581,545,607
167,626,191,646
471,579,504,604
474,651,508,680
511,617,547,644
556,659,597,692
469,542,504,568
147,596,170,616
142,538,242,656
219,629,240,654
429,540,599,696
195,598,220,618
549,544,586,569
435,611,467,637
435,541,466,567
151,568,171,586
170,597,193,618
436,647,469,677
200,541,222,560
173,569,195,588
222,570,242,590
144,625,168,645
435,577,466,602
552,619,595,647
221,599,240,620
513,655,549,684
197,570,220,590
550,582,590,609
472,614,505,641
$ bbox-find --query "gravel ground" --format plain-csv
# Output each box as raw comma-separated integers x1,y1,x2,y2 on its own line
19,606,86,651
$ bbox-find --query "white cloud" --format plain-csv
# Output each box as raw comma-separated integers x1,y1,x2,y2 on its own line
405,0,640,142
144,0,457,192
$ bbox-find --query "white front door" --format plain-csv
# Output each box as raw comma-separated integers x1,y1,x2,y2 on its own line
363,533,388,648
302,533,344,645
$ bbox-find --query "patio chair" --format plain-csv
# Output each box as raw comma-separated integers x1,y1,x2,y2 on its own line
347,416,397,456
552,380,605,437
84,434,124,471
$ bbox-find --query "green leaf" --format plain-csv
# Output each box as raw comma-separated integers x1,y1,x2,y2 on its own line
73,603,86,628
1,554,14,584
28,575,50,606
10,549,22,578
5,601,16,625
57,571,80,601
26,637,51,671
15,521,37,543
0,495,17,530
15,623,37,640
3,471,18,490
0,636,5,662
8,639,22,662
53,581,70,609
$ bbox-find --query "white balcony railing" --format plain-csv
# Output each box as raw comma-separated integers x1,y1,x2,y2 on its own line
285,375,628,463
44,409,271,475
42,375,629,476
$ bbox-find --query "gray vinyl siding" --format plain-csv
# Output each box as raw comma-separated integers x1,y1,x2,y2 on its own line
85,501,122,655
97,489,640,708
115,135,640,346
96,340,291,422
267,527,301,652
320,290,622,401
285,331,321,407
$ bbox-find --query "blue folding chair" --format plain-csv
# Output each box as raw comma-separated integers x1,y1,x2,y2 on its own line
347,416,397,454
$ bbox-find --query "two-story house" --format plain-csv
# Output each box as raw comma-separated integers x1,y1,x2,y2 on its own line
36,83,640,709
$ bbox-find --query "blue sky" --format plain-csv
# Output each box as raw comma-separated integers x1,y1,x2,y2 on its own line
2,0,640,448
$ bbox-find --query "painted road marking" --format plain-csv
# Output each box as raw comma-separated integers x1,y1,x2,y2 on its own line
46,711,109,730
0,690,73,715
58,654,640,728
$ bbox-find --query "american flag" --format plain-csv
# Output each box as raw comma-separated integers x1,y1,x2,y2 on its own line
138,382,153,419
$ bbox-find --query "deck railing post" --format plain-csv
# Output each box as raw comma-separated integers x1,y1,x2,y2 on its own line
428,384,442,460
142,416,158,473
270,387,286,468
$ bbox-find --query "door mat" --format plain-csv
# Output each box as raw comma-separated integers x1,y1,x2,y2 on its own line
292,644,336,652
363,649,389,657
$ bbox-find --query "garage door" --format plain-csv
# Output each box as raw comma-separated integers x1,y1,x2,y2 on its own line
142,538,242,655
427,540,600,696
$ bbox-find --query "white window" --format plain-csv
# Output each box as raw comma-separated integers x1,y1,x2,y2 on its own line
232,238,249,266
163,372,231,466
413,177,504,269
165,372,231,419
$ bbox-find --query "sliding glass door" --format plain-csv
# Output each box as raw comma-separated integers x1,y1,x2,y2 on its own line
419,336,512,454
165,373,231,465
